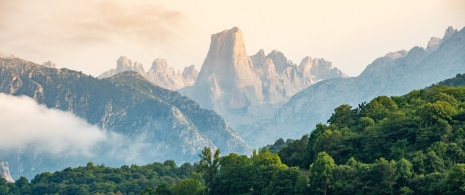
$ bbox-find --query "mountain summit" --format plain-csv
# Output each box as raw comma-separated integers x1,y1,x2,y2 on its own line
193,27,264,110
180,27,346,129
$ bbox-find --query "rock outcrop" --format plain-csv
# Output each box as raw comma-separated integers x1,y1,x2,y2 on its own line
99,57,198,90
0,160,14,183
188,27,264,111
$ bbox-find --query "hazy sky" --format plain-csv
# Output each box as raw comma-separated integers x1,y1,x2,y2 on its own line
1,0,464,77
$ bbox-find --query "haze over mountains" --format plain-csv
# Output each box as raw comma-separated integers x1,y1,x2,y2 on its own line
0,57,248,178
1,25,465,181
246,26,465,147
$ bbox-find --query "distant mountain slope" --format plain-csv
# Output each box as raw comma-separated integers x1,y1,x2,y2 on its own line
248,26,465,147
0,57,249,178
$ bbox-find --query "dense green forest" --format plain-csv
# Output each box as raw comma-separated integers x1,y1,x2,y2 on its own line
2,74,465,194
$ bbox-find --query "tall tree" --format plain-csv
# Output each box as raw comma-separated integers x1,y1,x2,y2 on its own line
198,147,220,191
310,152,336,195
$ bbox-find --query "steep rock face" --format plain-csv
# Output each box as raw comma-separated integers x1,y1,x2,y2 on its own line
99,57,198,90
0,161,14,183
247,26,465,147
0,58,249,178
180,27,346,130
193,27,264,110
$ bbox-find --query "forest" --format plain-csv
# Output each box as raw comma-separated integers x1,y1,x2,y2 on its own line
2,74,465,194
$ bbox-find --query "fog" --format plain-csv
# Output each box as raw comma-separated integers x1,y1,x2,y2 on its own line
0,94,105,156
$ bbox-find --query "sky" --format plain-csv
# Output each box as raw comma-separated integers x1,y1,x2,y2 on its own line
0,0,464,77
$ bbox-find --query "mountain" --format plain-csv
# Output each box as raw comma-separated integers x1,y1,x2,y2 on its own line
251,49,345,103
0,161,14,183
180,27,346,130
0,57,249,178
99,56,198,90
247,26,465,147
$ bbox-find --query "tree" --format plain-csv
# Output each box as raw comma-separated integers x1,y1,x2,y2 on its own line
310,152,336,195
361,158,397,194
294,174,309,195
198,147,220,190
251,148,286,195
211,153,253,194
16,176,31,195
155,183,172,195
267,167,300,195
445,164,465,194
328,104,355,128
396,158,413,187
362,96,398,121
171,179,205,195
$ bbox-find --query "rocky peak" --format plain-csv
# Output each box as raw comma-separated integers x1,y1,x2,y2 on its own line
298,56,314,77
385,50,408,59
133,62,146,75
267,50,290,73
150,58,173,75
182,65,199,85
116,56,133,72
194,26,263,108
427,37,442,49
0,160,14,183
443,26,458,40
42,61,56,68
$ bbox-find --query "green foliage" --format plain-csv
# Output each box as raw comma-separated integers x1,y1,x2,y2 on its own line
0,161,195,194
171,178,206,195
309,152,336,195
445,164,465,194
198,147,220,191
4,74,465,194
267,167,300,195
278,135,310,168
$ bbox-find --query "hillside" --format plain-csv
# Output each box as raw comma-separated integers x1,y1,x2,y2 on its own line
0,57,249,179
3,75,465,194
247,26,465,147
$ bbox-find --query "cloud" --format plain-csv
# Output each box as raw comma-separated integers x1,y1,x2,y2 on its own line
0,93,178,167
58,1,183,45
0,94,105,156
0,0,183,61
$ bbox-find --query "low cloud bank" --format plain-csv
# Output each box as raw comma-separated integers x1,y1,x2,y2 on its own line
0,94,105,156
0,94,178,168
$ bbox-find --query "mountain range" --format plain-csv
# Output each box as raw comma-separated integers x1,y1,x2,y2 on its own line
1,25,464,180
99,56,199,90
246,26,465,147
179,27,346,129
0,57,248,178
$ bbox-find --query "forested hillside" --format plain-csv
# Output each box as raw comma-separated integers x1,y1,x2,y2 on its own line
2,75,465,194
